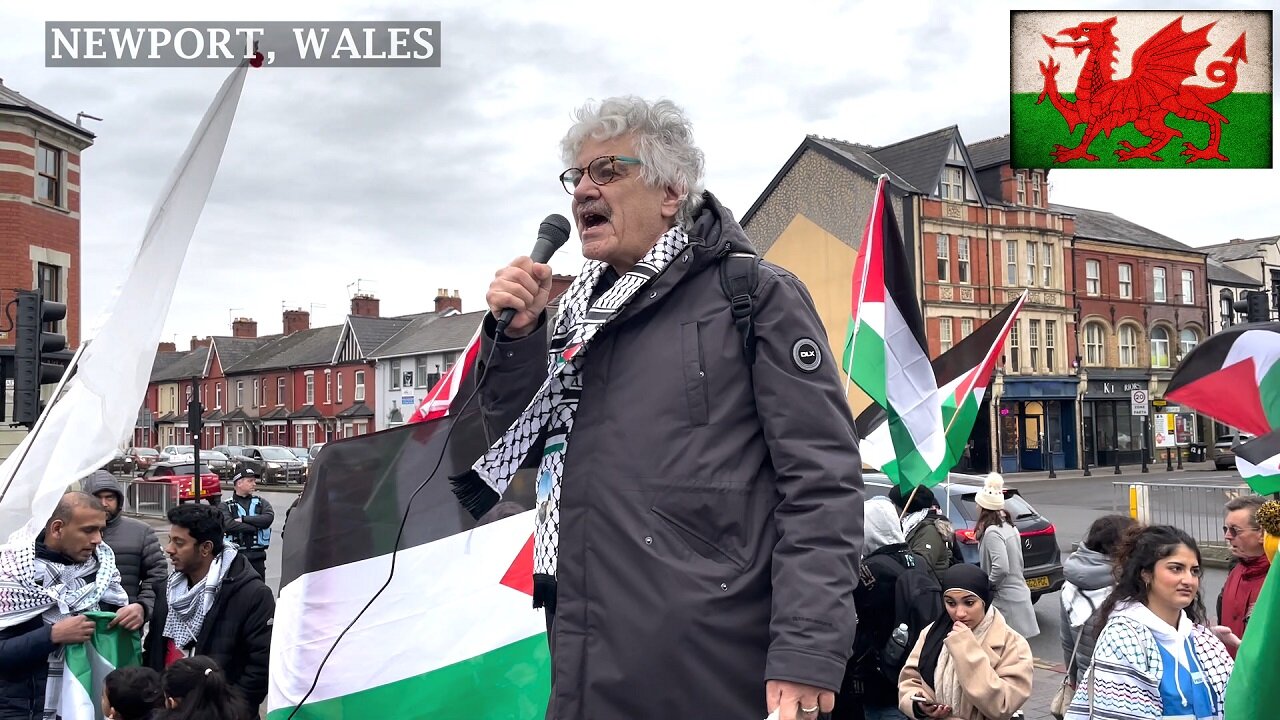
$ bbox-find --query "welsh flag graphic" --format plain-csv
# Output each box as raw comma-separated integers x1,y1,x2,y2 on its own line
859,293,1027,486
61,611,144,719
842,175,945,488
268,406,549,719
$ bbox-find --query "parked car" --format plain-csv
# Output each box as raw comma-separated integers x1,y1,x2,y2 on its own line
865,472,1064,602
233,445,307,484
287,447,313,471
212,445,248,460
1214,433,1255,470
308,443,326,461
129,447,160,472
137,461,221,504
160,445,195,463
103,449,136,475
200,450,235,480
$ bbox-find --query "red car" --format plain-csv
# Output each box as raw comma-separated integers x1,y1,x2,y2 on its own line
137,461,222,505
130,447,160,472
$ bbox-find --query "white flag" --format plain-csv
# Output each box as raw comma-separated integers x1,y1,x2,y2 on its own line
0,65,250,541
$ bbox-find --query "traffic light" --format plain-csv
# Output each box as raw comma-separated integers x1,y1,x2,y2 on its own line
13,289,68,426
1245,290,1271,324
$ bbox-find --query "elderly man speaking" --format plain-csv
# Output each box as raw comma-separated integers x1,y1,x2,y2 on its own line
451,97,864,720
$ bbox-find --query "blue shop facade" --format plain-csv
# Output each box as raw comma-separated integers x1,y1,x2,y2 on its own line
996,377,1079,473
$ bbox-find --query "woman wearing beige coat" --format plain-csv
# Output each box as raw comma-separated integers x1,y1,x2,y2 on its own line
898,564,1034,720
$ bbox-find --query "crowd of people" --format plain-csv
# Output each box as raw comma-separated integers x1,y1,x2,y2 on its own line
0,94,1273,720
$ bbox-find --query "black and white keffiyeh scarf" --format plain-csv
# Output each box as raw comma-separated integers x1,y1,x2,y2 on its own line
0,531,128,720
163,545,238,650
468,226,690,602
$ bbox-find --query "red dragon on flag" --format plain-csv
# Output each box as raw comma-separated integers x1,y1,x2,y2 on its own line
1035,15,1247,163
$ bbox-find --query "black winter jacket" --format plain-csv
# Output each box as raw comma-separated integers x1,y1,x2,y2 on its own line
142,553,275,708
82,473,168,617
0,542,123,720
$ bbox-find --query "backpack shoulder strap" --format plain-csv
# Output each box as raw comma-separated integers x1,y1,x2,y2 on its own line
720,252,761,365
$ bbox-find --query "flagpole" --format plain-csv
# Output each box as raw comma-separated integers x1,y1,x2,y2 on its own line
0,339,90,505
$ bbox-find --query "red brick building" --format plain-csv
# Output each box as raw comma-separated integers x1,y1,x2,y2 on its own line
1,80,94,458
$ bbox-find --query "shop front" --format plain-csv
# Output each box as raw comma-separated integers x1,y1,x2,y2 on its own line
1082,376,1149,468
996,378,1079,473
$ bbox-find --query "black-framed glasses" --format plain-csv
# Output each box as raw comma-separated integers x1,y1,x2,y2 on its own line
559,155,642,194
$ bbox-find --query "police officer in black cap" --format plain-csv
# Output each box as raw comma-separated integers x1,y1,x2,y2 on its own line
221,468,275,581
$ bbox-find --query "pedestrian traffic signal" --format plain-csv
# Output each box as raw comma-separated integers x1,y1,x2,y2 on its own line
12,289,68,426
1245,290,1271,324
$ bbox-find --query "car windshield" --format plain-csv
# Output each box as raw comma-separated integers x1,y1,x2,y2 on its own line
289,448,308,458
956,491,1039,521
258,447,297,461
135,448,158,456
170,464,212,476
169,446,194,454
202,451,228,461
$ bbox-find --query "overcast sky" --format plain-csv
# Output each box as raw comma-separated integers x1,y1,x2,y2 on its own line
2,0,1276,344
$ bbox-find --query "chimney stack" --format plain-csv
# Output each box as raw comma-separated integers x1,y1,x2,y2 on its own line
158,341,177,353
231,317,258,338
283,309,310,335
433,288,462,314
350,293,381,318
190,336,211,350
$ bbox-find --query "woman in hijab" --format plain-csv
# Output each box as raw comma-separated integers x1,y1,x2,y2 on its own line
898,564,1033,720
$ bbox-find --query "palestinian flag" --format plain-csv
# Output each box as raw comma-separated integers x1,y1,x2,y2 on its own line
61,611,143,719
842,175,945,488
1235,431,1280,495
267,407,549,719
1166,323,1280,438
1010,11,1272,169
408,326,482,423
859,293,1026,486
1224,560,1280,719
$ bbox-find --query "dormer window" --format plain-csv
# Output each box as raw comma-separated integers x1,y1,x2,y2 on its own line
940,166,964,202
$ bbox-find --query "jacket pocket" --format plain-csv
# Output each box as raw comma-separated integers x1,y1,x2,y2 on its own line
651,504,747,571
680,321,709,427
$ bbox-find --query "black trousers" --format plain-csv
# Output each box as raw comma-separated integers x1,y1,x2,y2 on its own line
243,550,267,581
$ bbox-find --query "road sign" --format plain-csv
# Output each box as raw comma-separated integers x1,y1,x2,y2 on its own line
1131,389,1148,415
1152,398,1167,407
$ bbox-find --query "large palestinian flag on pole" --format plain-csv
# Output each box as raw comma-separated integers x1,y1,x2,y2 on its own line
1166,323,1280,439
842,175,945,488
859,292,1026,486
267,406,549,719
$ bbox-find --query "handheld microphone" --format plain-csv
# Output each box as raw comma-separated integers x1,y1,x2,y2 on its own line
496,213,572,335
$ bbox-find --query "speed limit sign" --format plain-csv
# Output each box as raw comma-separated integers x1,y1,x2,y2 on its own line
1131,389,1149,416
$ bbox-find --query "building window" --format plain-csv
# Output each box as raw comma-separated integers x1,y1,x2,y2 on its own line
1085,322,1105,365
1008,322,1021,372
1029,320,1041,370
1026,243,1038,286
390,359,401,389
1031,172,1042,207
235,381,243,408
413,357,429,387
252,379,259,408
940,166,964,201
1150,327,1171,368
276,377,286,406
1015,172,1026,205
960,317,973,338
1006,240,1017,286
939,317,953,353
169,387,176,409
1045,320,1056,370
1085,260,1101,295
35,263,63,333
36,143,61,206
338,373,345,403
305,373,315,405
295,426,304,447
1118,263,1132,298
355,370,366,401
1179,328,1199,359
1041,242,1053,286
1181,270,1195,304
1153,267,1167,303
936,235,950,282
325,372,332,404
1119,326,1138,367
215,383,223,409
957,237,970,284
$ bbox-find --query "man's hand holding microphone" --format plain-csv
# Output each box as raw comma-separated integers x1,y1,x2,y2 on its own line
486,214,571,339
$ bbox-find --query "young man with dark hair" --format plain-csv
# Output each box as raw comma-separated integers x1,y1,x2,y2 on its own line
143,503,274,708
0,492,129,720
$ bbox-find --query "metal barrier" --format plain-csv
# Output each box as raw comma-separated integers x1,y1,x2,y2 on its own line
118,477,180,519
1112,482,1258,545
